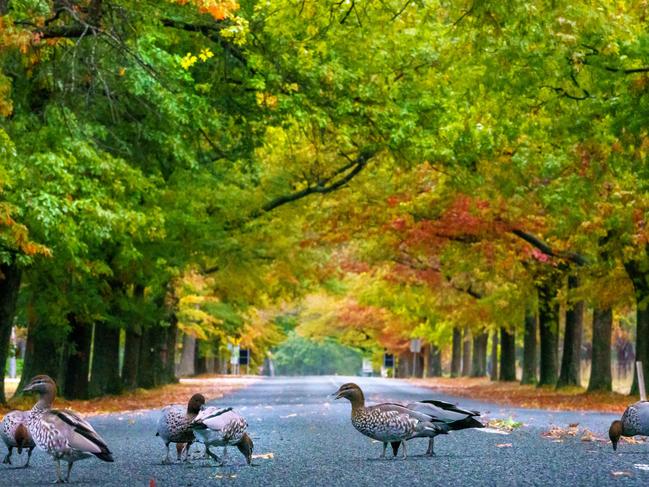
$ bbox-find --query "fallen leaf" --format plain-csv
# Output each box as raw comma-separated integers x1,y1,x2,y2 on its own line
611,471,633,477
496,443,512,448
634,464,649,471
280,413,297,418
252,452,274,459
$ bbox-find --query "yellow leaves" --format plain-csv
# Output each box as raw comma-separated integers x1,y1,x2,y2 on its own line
179,48,214,70
0,74,13,118
180,52,198,70
198,48,214,62
256,92,278,108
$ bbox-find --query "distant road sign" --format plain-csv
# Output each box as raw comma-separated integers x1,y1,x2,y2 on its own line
362,358,373,374
239,348,250,366
383,353,394,368
410,339,422,353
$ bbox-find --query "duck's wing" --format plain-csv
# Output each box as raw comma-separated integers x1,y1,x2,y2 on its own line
367,403,433,423
416,399,481,416
192,407,233,430
49,409,114,461
406,401,484,429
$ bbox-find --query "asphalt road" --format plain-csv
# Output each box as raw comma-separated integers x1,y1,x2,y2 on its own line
3,376,649,486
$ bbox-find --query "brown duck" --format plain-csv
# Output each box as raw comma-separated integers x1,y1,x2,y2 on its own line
333,383,447,459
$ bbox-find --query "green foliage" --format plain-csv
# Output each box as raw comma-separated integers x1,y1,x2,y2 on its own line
273,332,362,376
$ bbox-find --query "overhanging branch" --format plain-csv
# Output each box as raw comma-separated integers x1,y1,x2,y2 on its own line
511,229,588,266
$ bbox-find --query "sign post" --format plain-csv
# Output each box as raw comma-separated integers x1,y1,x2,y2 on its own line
239,348,250,375
410,339,422,377
230,345,240,375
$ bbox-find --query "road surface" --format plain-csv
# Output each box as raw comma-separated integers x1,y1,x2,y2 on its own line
3,376,647,486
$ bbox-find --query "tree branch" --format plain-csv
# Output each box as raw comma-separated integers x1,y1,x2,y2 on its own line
511,229,588,266
254,149,376,216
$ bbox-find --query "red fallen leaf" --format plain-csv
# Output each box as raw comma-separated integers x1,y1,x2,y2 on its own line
150,480,156,487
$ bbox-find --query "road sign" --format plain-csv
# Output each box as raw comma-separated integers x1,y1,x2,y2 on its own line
362,358,373,375
409,339,422,353
239,348,250,366
383,353,394,368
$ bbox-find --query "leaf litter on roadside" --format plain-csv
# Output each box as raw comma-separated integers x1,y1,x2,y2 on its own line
487,417,523,432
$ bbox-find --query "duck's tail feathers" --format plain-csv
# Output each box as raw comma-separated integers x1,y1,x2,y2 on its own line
450,416,485,430
418,421,450,436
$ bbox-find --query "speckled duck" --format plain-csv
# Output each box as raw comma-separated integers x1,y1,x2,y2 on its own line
609,400,649,451
1,410,36,467
23,375,114,483
333,383,447,459
156,393,206,463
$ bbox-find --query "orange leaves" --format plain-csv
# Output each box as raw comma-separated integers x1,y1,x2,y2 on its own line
170,0,239,20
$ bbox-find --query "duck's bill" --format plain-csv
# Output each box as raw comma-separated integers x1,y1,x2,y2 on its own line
21,383,35,393
331,391,343,400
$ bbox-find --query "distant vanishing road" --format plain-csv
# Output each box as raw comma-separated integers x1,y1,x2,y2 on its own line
3,376,647,486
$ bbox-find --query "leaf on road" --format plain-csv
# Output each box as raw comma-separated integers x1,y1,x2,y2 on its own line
496,443,512,448
634,464,649,471
611,471,633,478
488,417,523,432
252,452,274,459
542,424,578,440
280,413,298,418
622,436,646,445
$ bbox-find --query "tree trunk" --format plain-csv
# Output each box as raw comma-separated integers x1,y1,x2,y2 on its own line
500,327,516,381
521,310,537,384
588,307,613,392
625,260,649,396
194,339,207,375
557,275,584,388
89,324,121,397
0,263,21,404
490,330,499,381
462,326,472,376
162,318,178,384
538,280,559,386
451,327,462,377
427,344,442,377
471,331,488,377
62,315,92,399
139,326,166,388
177,332,196,376
18,322,66,394
122,328,142,390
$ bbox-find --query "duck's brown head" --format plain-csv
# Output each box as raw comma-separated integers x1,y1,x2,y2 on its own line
187,394,206,415
332,383,365,408
236,432,254,465
609,420,623,451
22,375,56,396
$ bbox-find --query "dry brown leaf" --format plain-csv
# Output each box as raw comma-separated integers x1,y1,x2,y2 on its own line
496,443,513,448
252,452,274,459
611,471,633,477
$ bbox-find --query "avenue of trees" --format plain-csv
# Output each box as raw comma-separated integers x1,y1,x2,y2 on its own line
2,0,649,400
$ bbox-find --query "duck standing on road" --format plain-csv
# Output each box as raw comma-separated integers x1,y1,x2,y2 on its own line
401,399,484,456
156,393,206,464
22,375,114,483
1,410,36,467
332,383,448,459
609,401,649,451
191,406,253,466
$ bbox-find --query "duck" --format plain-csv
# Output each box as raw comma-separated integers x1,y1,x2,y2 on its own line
156,393,206,464
401,399,484,456
609,400,649,451
191,406,253,465
1,410,36,467
22,375,114,483
332,383,448,459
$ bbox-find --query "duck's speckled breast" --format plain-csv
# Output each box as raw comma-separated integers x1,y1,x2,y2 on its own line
352,408,414,442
